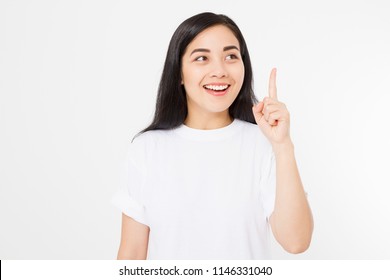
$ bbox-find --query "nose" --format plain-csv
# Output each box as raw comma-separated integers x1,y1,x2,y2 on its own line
209,60,228,78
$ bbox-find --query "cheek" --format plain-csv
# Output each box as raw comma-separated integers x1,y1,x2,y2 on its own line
230,64,245,87
182,65,203,86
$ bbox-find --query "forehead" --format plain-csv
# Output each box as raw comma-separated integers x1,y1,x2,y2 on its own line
186,25,239,51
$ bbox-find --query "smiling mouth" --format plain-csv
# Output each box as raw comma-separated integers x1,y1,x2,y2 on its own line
203,84,231,96
203,84,230,91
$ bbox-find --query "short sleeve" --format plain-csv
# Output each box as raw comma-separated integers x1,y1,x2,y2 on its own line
111,143,148,226
259,151,276,220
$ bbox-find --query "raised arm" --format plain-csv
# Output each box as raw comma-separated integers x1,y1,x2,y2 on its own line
252,68,313,253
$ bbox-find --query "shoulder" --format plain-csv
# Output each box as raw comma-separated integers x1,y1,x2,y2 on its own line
131,129,175,147
234,119,274,166
235,119,258,133
127,129,176,159
235,119,271,147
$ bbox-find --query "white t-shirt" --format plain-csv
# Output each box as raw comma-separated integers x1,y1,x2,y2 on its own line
111,119,276,259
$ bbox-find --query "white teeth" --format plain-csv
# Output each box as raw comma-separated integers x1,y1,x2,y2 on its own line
204,85,229,91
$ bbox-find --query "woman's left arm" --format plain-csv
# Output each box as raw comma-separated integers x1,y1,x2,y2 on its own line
252,68,314,254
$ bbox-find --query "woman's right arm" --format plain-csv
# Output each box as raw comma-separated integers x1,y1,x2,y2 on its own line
117,213,150,259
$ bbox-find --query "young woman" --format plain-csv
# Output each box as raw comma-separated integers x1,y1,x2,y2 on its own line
112,12,313,259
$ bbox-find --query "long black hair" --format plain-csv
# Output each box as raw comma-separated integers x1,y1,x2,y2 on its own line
135,12,257,138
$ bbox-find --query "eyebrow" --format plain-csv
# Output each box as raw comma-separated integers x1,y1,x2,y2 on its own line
223,45,240,52
190,45,240,56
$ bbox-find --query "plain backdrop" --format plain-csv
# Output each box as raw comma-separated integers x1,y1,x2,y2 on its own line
1,0,390,259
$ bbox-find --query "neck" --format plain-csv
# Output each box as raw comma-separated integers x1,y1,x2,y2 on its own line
184,111,233,130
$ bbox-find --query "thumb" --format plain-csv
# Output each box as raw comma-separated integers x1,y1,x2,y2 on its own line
252,102,264,124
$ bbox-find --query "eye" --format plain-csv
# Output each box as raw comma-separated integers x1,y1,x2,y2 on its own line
226,54,238,60
195,56,207,62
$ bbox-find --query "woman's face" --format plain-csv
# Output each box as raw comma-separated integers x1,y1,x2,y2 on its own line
181,25,245,120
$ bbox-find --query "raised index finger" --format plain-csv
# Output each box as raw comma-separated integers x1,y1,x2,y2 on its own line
268,68,278,100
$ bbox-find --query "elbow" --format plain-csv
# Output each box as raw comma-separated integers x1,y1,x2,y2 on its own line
117,245,148,260
276,225,313,254
270,212,314,254
283,240,311,254
281,231,313,254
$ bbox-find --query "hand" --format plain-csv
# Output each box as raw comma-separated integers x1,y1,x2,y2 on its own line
252,68,291,147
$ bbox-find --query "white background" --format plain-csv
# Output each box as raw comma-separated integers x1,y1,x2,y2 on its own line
1,0,389,259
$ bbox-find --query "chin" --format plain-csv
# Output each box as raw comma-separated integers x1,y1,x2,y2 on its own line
209,101,236,113
206,105,231,114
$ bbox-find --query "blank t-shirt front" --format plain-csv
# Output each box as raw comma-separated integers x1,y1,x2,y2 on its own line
111,119,276,259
